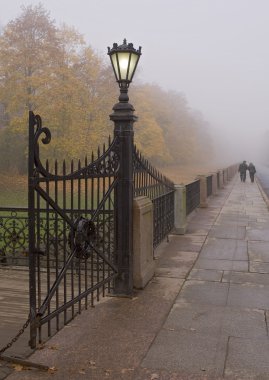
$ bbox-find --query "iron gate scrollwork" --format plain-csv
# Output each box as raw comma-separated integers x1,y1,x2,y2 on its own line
28,111,120,348
68,216,96,260
0,208,29,266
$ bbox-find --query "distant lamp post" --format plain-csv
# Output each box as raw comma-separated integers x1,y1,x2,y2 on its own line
107,39,142,296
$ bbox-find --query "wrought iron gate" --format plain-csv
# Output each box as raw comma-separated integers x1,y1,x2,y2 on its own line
28,112,120,348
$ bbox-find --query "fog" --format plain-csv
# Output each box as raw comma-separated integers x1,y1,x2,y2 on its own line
1,0,269,165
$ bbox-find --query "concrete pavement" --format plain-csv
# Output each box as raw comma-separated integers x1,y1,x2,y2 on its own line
5,175,269,379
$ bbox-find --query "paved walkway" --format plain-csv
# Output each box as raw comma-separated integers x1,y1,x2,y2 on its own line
5,175,269,379
0,269,32,379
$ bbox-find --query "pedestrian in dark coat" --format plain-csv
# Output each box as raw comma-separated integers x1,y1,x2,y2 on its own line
238,161,248,182
248,162,256,183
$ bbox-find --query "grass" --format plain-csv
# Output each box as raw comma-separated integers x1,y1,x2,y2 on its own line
0,173,112,210
0,162,222,208
0,173,28,207
157,163,221,184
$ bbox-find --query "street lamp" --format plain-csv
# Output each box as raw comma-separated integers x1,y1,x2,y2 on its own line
107,39,142,296
108,39,142,101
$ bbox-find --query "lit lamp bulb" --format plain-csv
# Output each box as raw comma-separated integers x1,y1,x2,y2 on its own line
108,39,142,87
117,54,129,80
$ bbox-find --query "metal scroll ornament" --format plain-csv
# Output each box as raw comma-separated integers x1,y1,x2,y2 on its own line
68,217,96,259
32,113,120,179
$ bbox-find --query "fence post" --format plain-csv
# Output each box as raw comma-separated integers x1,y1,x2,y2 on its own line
212,172,218,195
174,184,186,234
197,175,208,207
133,196,155,288
110,91,137,296
28,111,37,348
218,170,224,189
221,169,226,187
224,168,228,181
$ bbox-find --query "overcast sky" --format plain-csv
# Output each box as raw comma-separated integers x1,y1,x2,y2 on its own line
1,0,269,162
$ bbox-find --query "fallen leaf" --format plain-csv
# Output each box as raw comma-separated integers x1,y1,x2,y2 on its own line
48,345,59,350
37,343,46,350
151,374,159,380
121,368,135,373
48,366,57,374
13,364,24,372
11,364,30,372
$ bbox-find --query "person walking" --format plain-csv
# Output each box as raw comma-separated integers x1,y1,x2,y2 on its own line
238,160,248,182
248,162,256,183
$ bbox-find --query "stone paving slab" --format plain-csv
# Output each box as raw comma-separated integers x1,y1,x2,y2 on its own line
248,240,269,262
250,261,269,274
208,225,246,239
185,223,212,236
164,302,267,338
188,269,223,282
222,270,269,285
249,221,269,229
215,219,249,227
246,227,269,241
188,209,220,223
215,214,250,224
194,258,248,272
199,237,247,260
155,239,200,279
176,280,229,306
188,210,218,223
155,251,198,279
227,283,269,309
161,235,206,253
225,337,269,379
141,329,227,378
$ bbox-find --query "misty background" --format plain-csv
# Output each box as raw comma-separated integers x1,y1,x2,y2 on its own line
1,0,269,165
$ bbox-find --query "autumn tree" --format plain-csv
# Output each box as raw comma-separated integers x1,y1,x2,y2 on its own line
0,5,115,169
132,84,214,165
0,4,214,173
0,4,60,171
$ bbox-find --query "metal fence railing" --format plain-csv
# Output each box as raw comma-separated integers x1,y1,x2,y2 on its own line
0,207,113,268
1,164,239,266
133,147,175,249
186,180,200,215
0,207,29,266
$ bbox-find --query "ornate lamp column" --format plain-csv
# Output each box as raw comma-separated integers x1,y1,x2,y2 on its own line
108,39,142,295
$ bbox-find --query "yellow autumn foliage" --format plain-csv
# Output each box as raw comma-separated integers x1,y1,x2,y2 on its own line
0,4,214,173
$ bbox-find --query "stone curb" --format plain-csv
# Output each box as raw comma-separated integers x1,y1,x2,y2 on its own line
255,176,269,210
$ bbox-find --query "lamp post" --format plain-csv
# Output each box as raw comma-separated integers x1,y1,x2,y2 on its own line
108,39,141,295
